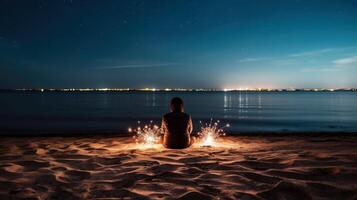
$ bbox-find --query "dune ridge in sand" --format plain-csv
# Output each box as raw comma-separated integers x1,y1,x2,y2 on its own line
0,135,357,200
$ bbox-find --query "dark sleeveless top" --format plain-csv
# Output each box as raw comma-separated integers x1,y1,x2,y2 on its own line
162,112,192,149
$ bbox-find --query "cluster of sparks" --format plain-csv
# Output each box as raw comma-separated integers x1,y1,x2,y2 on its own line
129,119,230,148
197,119,230,147
128,121,161,147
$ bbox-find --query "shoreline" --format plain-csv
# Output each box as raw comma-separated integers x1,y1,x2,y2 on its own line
1,131,357,137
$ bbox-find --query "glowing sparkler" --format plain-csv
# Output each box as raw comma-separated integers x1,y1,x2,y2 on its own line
129,120,161,147
129,119,229,149
197,119,230,147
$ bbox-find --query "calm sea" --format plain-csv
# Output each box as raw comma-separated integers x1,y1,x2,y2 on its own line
1,91,357,135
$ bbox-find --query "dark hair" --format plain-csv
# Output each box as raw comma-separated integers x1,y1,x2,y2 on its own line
170,97,184,112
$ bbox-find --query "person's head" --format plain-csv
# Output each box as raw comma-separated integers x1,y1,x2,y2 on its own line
170,97,184,112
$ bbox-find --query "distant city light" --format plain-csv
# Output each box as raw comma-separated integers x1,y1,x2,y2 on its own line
8,87,357,92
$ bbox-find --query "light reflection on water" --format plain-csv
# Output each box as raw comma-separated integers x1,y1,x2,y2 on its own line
1,91,357,134
224,92,260,119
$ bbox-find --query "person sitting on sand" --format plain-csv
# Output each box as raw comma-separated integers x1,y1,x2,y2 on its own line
161,97,194,149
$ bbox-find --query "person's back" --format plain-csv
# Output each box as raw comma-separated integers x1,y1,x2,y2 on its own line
161,97,193,149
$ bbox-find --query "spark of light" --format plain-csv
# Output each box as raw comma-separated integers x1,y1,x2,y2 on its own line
197,119,230,147
129,121,162,148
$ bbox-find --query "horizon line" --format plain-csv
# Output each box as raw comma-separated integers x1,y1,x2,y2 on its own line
2,87,357,92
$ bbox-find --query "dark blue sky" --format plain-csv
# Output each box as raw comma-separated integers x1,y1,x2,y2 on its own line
1,0,357,89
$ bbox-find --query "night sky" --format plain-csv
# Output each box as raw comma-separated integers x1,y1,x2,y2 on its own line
1,0,357,89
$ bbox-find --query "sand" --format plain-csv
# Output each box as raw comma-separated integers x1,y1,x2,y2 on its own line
0,135,357,200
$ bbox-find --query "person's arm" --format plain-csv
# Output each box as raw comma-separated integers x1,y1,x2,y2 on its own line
161,117,167,135
160,117,166,144
188,116,193,134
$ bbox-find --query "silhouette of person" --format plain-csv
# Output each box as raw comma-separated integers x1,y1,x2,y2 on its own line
161,97,194,149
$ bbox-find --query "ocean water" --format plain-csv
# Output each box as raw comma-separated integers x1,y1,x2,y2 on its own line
1,91,357,135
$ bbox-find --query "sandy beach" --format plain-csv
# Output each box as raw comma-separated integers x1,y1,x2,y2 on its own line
0,135,357,200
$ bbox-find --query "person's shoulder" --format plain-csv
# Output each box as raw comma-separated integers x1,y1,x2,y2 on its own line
163,112,172,118
163,112,190,118
182,112,191,118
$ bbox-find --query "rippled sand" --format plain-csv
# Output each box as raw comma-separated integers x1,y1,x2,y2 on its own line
0,135,357,200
